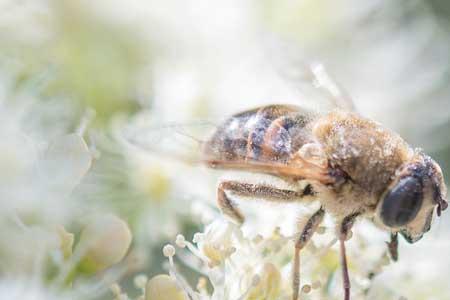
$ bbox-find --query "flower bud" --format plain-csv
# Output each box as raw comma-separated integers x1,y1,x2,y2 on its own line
145,275,188,300
247,263,281,300
77,214,132,273
56,226,74,260
198,220,236,267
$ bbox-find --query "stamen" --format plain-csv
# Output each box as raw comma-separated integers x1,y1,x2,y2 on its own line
163,244,176,258
192,233,204,243
184,238,211,265
176,234,187,248
301,284,312,294
312,280,322,289
162,244,200,300
110,283,122,296
133,274,148,290
76,108,95,136
196,277,208,294
237,275,261,300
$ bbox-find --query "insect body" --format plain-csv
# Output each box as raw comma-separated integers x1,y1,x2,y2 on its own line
202,104,448,300
126,64,448,300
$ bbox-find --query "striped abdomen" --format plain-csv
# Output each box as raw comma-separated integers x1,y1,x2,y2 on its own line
202,105,317,165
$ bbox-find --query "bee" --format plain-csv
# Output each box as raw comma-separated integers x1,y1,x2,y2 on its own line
127,65,448,300
199,67,448,300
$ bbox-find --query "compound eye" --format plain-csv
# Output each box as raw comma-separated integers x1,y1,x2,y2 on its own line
380,176,423,227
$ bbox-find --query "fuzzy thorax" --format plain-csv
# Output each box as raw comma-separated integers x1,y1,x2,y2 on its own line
311,110,414,217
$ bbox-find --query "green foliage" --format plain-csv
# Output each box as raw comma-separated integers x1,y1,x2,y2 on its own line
1,1,148,124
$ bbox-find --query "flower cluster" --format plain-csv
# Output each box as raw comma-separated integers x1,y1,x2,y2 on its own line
0,89,134,299
112,215,417,300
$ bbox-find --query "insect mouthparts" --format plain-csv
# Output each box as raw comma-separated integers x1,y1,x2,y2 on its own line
437,198,448,217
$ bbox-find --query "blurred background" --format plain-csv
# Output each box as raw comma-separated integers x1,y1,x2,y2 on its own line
0,0,449,299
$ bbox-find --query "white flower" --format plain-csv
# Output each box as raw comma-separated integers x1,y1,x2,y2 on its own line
77,114,217,249
0,130,92,224
0,279,63,300
0,81,93,224
143,215,450,300
142,218,362,300
0,276,110,300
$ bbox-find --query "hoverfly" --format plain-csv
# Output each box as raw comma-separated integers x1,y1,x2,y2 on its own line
125,64,448,300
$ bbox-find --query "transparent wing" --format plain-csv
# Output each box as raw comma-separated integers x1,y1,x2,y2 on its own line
286,62,355,111
117,110,336,184
116,111,219,165
308,63,356,111
268,45,356,112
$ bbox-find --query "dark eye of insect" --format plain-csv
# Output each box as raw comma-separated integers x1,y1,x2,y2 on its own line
380,176,424,227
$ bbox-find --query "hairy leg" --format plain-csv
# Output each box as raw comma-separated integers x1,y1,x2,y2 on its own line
338,212,360,300
386,232,399,262
217,180,315,224
292,208,325,300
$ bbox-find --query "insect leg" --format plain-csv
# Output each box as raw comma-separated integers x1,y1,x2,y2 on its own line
363,233,398,296
292,207,325,300
338,212,360,300
217,180,314,225
386,232,399,262
217,181,245,224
